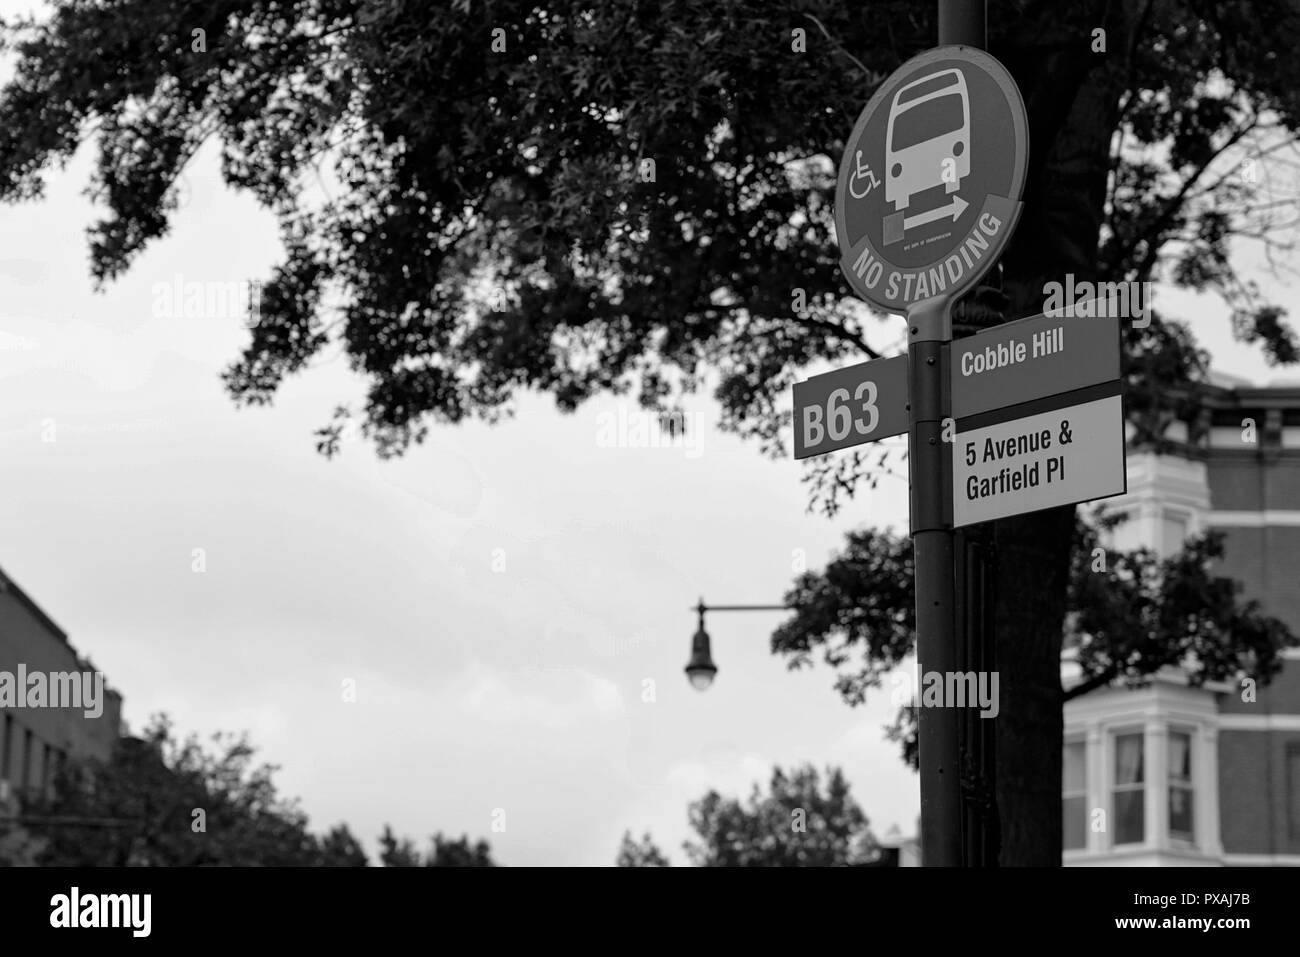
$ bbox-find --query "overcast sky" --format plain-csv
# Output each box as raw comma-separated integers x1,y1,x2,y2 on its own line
1,2,1296,866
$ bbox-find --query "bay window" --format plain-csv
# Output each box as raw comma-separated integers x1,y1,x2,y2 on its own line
1168,730,1194,842
1113,732,1145,845
1063,739,1087,850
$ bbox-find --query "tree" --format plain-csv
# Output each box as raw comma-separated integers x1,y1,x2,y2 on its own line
684,764,875,866
1,714,367,866
378,825,496,866
616,831,671,867
3,0,1298,863
316,824,369,867
377,825,422,867
427,833,495,866
775,513,1295,770
619,764,876,866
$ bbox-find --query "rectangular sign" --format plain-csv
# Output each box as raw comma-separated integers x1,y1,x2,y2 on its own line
793,354,909,459
952,391,1126,527
951,311,1120,418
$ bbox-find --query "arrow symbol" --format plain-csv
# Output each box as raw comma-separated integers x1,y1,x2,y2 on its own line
902,194,968,232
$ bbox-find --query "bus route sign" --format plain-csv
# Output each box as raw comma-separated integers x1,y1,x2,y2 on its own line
834,46,1028,313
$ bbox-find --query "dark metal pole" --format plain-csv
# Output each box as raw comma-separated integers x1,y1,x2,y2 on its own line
939,0,986,47
907,0,989,870
941,0,996,868
908,296,960,867
956,527,999,865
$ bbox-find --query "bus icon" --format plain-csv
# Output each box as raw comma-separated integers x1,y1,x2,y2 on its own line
885,68,970,211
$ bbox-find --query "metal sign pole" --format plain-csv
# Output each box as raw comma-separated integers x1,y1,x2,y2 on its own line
941,0,987,873
908,295,961,867
935,0,987,871
940,0,987,49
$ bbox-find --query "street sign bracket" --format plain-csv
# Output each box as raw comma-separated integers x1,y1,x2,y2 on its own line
907,297,954,535
909,296,953,343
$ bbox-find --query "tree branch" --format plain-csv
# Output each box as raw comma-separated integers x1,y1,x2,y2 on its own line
1118,115,1260,278
1062,665,1120,701
802,13,878,82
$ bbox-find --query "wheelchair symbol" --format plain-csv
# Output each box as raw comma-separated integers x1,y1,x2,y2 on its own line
848,150,881,199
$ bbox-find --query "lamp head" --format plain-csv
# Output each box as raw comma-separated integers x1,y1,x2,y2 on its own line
684,623,717,691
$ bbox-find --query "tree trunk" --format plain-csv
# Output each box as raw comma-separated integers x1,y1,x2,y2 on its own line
990,508,1073,864
989,2,1131,865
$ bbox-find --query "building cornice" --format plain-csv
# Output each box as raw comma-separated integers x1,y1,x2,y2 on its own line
0,564,69,644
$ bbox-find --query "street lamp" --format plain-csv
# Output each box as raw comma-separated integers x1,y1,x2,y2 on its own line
685,602,718,690
684,598,793,691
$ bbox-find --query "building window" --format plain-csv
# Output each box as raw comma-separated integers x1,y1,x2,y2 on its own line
1063,740,1087,850
42,743,54,797
1161,510,1189,556
1168,730,1195,842
1288,745,1300,842
21,729,33,793
1113,732,1145,844
0,713,10,781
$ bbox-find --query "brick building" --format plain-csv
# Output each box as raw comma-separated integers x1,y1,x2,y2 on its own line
1064,373,1300,865
0,565,122,814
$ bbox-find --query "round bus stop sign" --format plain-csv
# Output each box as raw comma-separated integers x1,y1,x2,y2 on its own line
834,46,1028,314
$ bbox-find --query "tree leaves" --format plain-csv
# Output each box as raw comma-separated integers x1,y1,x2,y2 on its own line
0,1,1296,468
681,764,876,867
379,825,496,866
615,831,670,866
4,714,367,866
772,514,1295,769
0,0,923,457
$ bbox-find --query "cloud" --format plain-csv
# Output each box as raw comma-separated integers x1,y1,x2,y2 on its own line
375,449,487,520
0,258,50,286
0,329,40,352
455,663,624,730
